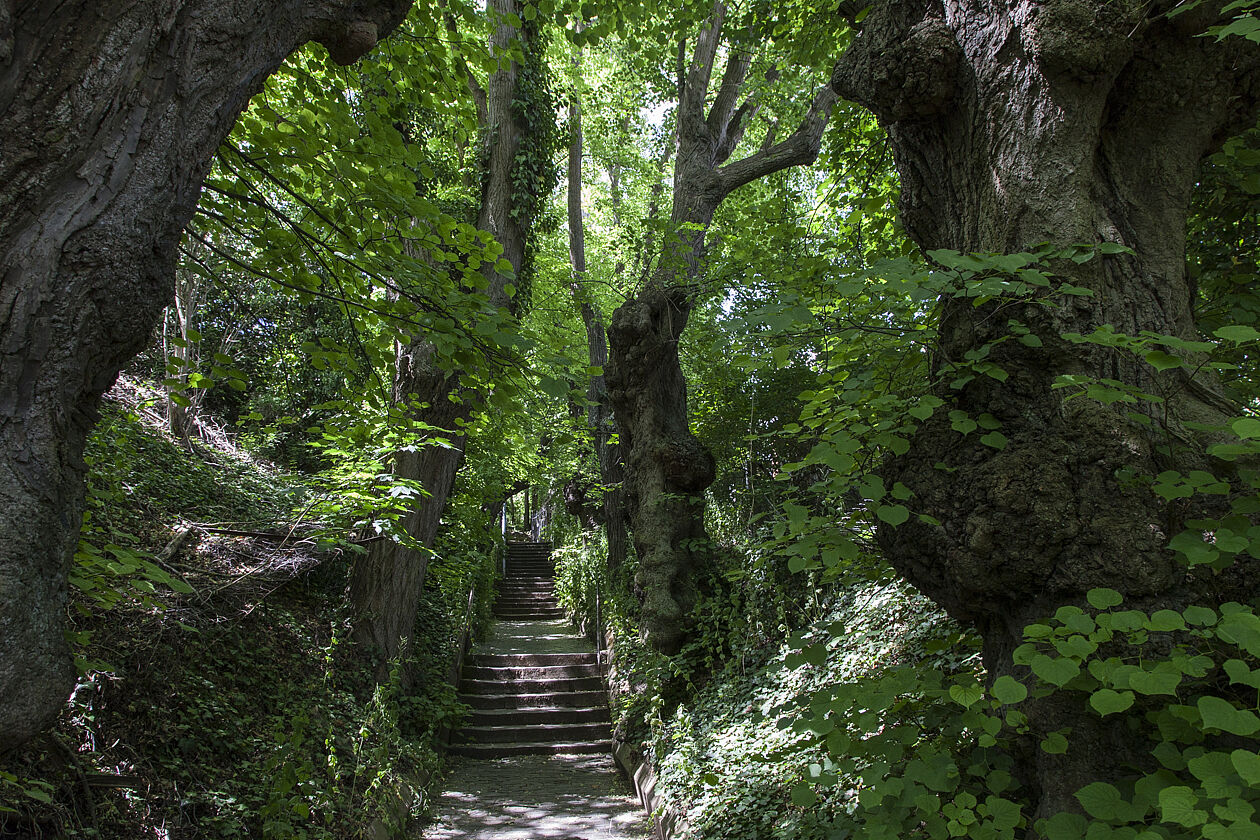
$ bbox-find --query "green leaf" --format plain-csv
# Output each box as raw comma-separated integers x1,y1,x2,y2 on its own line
991,675,1027,704
1076,781,1123,820
1127,669,1181,696
1041,732,1069,754
1087,588,1123,609
980,431,1008,450
1198,696,1260,736
949,682,984,708
1158,785,1207,827
538,376,570,399
1031,654,1081,687
1183,605,1217,626
1145,349,1184,371
1090,688,1135,716
1231,417,1260,439
790,781,817,807
876,504,910,526
1214,324,1260,343
1147,609,1186,632
1230,749,1260,785
1040,812,1088,840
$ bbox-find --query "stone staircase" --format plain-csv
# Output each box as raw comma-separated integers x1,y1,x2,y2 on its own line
450,541,612,757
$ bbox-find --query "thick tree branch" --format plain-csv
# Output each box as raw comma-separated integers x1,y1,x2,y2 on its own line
679,1,726,136
706,48,752,143
716,82,837,196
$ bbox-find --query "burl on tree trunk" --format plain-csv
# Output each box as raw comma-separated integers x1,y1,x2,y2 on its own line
0,0,411,753
833,0,1260,819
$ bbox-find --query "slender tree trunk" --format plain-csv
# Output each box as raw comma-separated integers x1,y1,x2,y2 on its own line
607,2,837,652
565,69,628,571
0,0,410,754
348,0,548,667
833,0,1260,819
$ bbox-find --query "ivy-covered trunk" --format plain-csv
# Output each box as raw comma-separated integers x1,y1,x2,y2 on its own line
833,0,1260,819
0,0,410,753
564,76,629,570
348,0,554,668
608,2,837,652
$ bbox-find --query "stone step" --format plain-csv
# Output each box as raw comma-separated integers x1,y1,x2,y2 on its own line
462,663,600,682
460,675,603,694
492,602,559,612
468,706,610,726
447,740,607,758
492,609,566,620
467,652,596,668
459,721,613,744
493,594,558,604
461,690,607,709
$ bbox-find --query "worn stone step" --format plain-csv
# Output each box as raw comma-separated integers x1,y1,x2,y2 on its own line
493,602,563,611
463,663,599,682
447,740,607,758
468,706,610,726
467,652,596,668
461,690,607,709
493,595,558,605
492,609,566,620
459,721,613,744
460,675,602,694
493,604,560,614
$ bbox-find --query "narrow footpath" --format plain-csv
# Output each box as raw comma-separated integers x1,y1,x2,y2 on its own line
423,541,652,839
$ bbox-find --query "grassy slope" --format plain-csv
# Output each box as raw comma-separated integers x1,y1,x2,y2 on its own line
0,383,475,839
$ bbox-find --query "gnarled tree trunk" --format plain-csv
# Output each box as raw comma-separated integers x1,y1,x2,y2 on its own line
0,0,411,753
833,0,1260,819
607,2,837,652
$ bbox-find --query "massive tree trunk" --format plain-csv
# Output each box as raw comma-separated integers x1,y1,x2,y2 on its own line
348,0,544,667
0,0,410,754
565,73,628,572
607,2,837,652
833,0,1260,820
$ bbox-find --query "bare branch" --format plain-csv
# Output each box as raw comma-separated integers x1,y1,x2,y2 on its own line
717,82,837,196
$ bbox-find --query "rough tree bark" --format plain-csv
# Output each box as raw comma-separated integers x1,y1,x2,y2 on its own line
606,2,838,652
348,0,544,667
0,0,412,753
564,72,628,571
832,0,1260,820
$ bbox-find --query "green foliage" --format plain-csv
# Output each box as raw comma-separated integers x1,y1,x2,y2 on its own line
1013,594,1260,840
